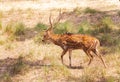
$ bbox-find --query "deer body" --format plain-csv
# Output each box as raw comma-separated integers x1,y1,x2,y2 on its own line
43,29,107,68
43,11,107,68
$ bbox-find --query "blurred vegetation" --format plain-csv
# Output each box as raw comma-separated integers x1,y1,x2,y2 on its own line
10,56,29,75
54,21,74,34
1,7,120,54
118,10,120,16
72,7,82,15
14,22,25,36
84,7,101,14
34,22,47,32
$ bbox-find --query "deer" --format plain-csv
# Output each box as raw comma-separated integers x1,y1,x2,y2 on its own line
42,10,107,68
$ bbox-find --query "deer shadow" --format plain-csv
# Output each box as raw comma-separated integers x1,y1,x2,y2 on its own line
66,65,84,69
0,57,84,75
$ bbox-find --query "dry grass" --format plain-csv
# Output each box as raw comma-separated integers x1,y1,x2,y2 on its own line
0,42,120,82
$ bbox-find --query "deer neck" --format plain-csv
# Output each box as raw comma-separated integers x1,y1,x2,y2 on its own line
48,30,60,43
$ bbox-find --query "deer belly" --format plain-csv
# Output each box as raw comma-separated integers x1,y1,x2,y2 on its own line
66,43,84,49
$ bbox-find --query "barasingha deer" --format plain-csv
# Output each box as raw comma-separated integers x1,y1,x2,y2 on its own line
42,10,107,68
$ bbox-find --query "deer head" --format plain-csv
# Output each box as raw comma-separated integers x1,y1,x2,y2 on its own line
42,10,62,42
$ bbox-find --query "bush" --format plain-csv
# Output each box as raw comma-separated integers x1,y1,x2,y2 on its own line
35,23,47,32
118,10,120,16
92,17,114,34
100,34,113,46
73,7,82,15
54,21,74,34
4,22,25,36
77,21,92,34
4,22,14,34
84,7,100,14
78,27,84,34
101,17,114,28
0,73,12,82
34,33,43,44
14,22,25,36
98,34,120,47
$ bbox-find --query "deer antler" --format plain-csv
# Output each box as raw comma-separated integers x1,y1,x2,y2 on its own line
54,9,62,25
49,12,53,30
48,9,62,30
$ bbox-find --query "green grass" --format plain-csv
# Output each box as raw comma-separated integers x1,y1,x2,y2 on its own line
54,21,75,34
84,7,100,14
34,22,47,32
77,21,92,34
4,22,25,36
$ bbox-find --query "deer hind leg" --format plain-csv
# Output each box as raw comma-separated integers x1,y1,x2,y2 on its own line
84,50,94,66
61,49,68,65
68,49,72,67
93,49,107,68
87,51,94,65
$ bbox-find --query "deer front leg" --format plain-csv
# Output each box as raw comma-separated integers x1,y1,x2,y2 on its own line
68,49,72,67
61,49,68,65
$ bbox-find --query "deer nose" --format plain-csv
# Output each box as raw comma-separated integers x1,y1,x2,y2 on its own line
42,39,45,42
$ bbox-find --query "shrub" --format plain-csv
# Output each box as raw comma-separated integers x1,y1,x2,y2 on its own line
84,7,100,14
73,7,82,15
77,21,92,34
99,34,112,46
101,17,114,27
4,22,25,36
0,73,12,82
78,27,84,34
95,24,112,34
35,23,47,32
118,10,120,16
54,21,74,34
14,22,25,36
34,33,43,44
4,22,14,34
92,17,113,34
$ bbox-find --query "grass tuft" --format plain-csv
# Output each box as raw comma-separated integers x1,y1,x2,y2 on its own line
73,7,82,15
13,22,25,36
84,7,100,14
0,73,12,82
34,22,47,32
118,10,120,16
54,21,74,34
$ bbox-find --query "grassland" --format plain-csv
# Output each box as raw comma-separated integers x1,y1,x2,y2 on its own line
0,0,120,82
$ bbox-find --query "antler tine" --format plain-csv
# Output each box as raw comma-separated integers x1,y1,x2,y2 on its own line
56,9,62,23
49,12,53,30
53,9,62,29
